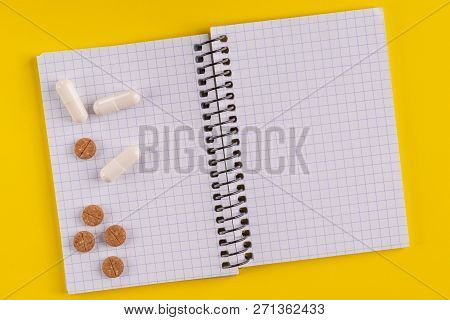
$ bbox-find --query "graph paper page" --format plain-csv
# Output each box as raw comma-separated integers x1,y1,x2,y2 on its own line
37,35,236,294
210,8,409,266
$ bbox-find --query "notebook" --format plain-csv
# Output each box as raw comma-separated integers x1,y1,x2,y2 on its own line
36,8,409,294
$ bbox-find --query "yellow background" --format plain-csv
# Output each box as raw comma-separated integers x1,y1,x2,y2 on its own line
0,0,449,299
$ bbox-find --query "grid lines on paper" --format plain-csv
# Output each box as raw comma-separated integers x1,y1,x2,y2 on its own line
37,35,235,294
210,8,409,266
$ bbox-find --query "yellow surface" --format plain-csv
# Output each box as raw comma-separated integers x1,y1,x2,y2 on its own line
0,0,449,300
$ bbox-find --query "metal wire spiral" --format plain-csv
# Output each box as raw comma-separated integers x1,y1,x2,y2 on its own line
194,35,253,268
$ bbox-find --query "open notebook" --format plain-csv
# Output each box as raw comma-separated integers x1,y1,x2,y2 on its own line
37,8,408,294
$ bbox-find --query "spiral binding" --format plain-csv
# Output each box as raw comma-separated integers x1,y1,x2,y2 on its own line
194,35,253,269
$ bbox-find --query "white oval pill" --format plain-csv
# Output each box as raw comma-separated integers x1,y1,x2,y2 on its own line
55,79,88,123
93,90,141,116
100,146,140,183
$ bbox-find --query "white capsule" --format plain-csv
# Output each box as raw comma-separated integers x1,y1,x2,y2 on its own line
93,90,141,116
55,79,88,123
100,146,140,183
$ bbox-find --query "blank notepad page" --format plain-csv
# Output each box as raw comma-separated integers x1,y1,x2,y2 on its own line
37,35,236,294
210,8,409,265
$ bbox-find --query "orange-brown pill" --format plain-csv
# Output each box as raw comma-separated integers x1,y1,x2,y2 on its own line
104,225,126,247
102,256,124,278
74,137,96,159
82,205,104,226
73,231,95,253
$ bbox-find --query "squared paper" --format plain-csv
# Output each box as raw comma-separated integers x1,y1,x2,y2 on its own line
210,8,409,266
37,35,236,294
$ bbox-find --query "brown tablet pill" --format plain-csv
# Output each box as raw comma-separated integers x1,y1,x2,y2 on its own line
74,137,96,159
73,231,95,253
104,225,126,247
82,204,104,226
102,256,124,278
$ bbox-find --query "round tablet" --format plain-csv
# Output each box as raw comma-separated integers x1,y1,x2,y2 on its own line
74,138,96,159
82,204,104,226
102,256,124,278
104,225,126,247
73,231,95,253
